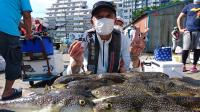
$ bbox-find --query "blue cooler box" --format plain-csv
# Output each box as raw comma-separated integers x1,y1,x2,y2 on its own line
21,36,54,55
154,47,172,61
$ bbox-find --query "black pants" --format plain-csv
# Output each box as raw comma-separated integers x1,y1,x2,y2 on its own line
182,31,200,65
0,31,22,80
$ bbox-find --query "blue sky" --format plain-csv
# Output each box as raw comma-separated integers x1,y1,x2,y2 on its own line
30,0,108,18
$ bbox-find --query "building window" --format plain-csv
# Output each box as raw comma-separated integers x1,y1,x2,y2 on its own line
124,10,128,13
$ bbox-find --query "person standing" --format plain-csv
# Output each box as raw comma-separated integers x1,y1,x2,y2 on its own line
171,26,180,53
114,16,125,33
0,0,32,100
34,19,47,36
177,0,200,73
125,24,136,41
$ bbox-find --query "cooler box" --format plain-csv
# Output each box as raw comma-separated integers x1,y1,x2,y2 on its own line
0,56,5,71
151,60,184,78
21,36,53,55
154,47,172,61
23,54,64,75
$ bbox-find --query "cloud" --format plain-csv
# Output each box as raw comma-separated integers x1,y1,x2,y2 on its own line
88,0,111,8
30,0,110,18
30,0,56,17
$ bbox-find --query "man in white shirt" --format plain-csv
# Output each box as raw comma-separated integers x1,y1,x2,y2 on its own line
67,1,148,74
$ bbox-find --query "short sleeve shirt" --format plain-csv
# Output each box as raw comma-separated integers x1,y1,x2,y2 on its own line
182,3,200,31
0,0,32,36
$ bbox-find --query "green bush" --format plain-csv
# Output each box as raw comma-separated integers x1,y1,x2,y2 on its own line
132,0,182,21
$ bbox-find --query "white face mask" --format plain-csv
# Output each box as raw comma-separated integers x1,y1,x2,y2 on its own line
194,0,200,3
114,25,123,32
94,18,114,35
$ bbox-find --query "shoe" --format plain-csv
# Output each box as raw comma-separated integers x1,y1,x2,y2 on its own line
183,66,187,72
1,88,22,101
190,66,198,73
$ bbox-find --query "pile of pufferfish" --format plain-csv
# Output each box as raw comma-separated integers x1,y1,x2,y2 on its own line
1,72,200,112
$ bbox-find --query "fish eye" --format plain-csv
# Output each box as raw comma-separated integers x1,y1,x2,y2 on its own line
95,91,100,95
79,100,86,106
64,100,70,105
106,103,112,110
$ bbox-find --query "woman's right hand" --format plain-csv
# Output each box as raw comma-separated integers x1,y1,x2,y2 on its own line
25,33,33,39
68,41,84,67
179,28,187,33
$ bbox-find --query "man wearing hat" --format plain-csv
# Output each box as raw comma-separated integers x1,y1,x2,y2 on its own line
67,1,148,74
177,0,200,73
34,19,48,36
114,16,125,33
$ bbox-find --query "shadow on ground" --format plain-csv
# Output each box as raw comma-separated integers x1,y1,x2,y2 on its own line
28,76,59,88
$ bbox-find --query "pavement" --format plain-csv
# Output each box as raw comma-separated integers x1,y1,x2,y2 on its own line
0,53,199,98
140,54,200,79
0,53,70,98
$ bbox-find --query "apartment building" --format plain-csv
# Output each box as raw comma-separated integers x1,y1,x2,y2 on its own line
46,0,92,38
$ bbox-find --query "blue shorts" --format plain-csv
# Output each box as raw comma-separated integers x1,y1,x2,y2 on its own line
0,31,22,80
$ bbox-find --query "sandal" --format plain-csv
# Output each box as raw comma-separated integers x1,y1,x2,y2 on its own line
190,66,198,73
183,66,187,72
1,88,22,101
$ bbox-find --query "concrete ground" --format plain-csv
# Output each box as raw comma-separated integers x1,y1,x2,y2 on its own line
140,54,200,79
0,54,70,98
0,53,199,98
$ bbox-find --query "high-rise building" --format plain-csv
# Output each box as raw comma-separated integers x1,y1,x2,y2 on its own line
46,0,92,38
114,0,124,18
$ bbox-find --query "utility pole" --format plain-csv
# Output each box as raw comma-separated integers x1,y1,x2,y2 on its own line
65,12,67,37
131,0,133,23
64,0,67,38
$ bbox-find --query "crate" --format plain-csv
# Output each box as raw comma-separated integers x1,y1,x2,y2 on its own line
21,36,53,55
154,47,172,61
23,54,64,75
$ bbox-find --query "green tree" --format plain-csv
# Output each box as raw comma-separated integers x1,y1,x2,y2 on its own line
132,0,182,21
